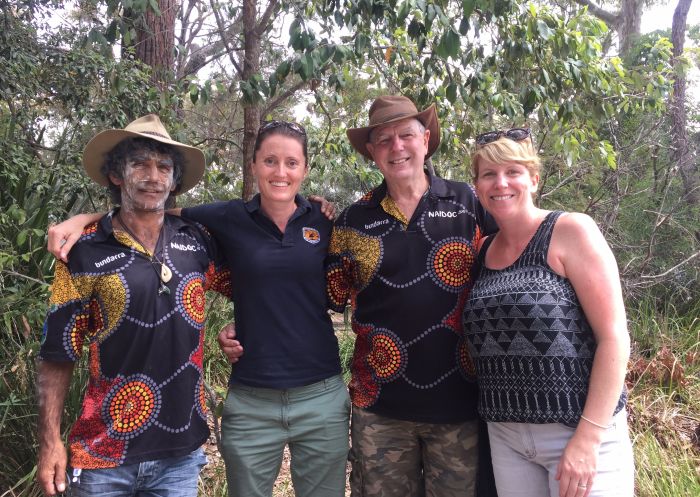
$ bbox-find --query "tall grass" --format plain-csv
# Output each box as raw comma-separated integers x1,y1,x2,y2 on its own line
626,299,700,496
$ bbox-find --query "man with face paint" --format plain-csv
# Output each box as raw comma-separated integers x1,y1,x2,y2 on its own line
36,115,231,497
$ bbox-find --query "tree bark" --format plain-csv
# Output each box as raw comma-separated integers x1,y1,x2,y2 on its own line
241,0,261,200
670,0,698,205
134,0,177,89
618,0,643,56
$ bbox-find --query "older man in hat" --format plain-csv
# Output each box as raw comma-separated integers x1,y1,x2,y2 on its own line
325,95,496,497
36,115,231,496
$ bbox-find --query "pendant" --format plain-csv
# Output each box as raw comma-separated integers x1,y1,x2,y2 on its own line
160,263,172,283
158,284,171,296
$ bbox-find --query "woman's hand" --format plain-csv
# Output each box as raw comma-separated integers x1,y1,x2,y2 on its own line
48,213,103,262
555,425,602,497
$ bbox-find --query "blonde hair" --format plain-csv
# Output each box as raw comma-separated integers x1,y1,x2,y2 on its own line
470,136,541,180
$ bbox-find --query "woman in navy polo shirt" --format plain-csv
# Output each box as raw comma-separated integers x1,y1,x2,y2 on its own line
48,121,349,497
181,121,349,497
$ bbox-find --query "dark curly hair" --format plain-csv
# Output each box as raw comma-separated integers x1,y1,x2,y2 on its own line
100,137,185,206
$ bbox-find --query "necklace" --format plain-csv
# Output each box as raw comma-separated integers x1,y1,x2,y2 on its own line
115,212,172,295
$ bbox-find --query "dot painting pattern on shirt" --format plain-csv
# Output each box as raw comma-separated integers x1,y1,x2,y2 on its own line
366,329,408,382
428,237,474,291
177,274,207,327
328,227,382,292
327,174,492,422
40,216,231,469
104,375,162,439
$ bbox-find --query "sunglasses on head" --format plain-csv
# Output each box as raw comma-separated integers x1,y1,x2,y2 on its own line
475,128,531,146
258,120,307,136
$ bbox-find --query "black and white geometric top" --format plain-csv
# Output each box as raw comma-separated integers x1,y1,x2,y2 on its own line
462,211,626,425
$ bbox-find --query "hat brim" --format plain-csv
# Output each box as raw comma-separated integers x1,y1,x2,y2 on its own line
82,129,205,194
346,104,441,161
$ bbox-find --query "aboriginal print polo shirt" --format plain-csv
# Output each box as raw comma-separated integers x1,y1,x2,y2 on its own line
326,172,495,423
40,212,231,469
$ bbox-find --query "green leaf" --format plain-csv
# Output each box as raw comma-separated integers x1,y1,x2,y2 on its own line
462,0,476,17
459,84,470,104
397,1,411,23
446,83,457,103
87,29,108,47
354,34,369,54
537,20,553,40
437,29,460,59
16,229,28,248
425,4,437,31
407,18,424,40
299,53,315,80
459,17,470,36
277,60,291,79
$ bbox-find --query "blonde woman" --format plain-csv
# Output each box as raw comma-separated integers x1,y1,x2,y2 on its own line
462,129,633,497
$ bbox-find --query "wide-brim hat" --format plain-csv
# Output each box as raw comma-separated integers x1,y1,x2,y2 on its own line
347,95,441,161
82,114,205,194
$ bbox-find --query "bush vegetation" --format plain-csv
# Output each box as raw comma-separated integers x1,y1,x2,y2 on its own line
1,1,698,496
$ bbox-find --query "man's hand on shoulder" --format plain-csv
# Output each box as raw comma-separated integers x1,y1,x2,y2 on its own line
308,195,336,220
48,213,103,262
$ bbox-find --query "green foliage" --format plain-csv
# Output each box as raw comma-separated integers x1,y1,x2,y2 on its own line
1,1,698,495
310,0,675,174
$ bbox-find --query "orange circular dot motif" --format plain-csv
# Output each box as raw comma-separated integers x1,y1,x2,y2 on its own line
457,338,476,379
182,278,206,324
430,239,473,289
108,380,157,434
367,331,406,381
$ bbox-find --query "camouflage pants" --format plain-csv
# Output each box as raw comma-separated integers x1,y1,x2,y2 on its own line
349,407,479,497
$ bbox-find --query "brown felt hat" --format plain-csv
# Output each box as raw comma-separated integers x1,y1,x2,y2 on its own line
82,114,205,194
346,95,441,161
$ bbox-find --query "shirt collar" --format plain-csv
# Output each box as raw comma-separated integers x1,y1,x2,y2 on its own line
244,193,312,215
94,209,192,243
364,169,453,208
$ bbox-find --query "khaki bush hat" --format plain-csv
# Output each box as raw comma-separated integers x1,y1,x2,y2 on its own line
82,114,205,194
346,95,441,161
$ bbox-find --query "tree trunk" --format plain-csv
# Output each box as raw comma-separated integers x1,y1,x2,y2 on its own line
570,0,642,57
241,0,261,200
134,0,177,90
618,0,643,56
670,0,698,205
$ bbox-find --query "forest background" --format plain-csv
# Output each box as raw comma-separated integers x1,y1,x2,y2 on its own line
1,0,698,495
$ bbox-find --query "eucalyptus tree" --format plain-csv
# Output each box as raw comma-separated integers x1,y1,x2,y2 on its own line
670,0,697,205
570,0,645,56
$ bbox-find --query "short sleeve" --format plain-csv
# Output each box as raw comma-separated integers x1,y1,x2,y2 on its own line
39,262,92,362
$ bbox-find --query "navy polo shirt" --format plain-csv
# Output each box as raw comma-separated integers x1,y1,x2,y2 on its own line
182,194,341,389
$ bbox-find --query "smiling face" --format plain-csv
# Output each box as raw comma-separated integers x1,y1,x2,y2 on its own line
252,133,308,207
366,118,429,185
109,150,176,213
474,159,539,218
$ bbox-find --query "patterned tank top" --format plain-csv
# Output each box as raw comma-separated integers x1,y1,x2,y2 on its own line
462,211,626,425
